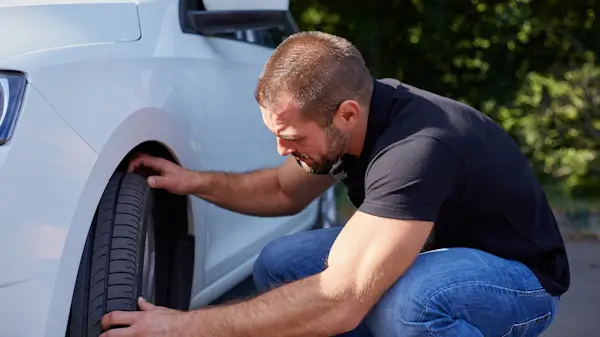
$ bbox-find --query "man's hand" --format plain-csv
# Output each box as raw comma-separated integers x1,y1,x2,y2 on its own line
100,297,193,337
128,154,196,194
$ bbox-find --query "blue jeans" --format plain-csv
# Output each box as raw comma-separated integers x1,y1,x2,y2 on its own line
253,227,561,336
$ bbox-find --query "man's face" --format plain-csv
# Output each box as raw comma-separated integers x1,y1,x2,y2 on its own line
260,100,349,174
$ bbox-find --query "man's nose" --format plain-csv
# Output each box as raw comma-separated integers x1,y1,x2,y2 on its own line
276,138,294,156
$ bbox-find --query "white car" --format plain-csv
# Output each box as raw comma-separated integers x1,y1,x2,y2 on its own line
0,0,338,336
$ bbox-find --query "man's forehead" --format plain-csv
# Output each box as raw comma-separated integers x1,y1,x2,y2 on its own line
260,100,303,135
268,98,298,118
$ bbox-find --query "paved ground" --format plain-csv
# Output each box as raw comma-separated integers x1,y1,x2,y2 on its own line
542,239,600,336
215,238,600,336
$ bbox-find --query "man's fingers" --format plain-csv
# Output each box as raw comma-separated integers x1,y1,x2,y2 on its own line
127,154,167,173
101,310,137,331
99,327,133,337
147,175,168,189
137,297,155,311
127,153,147,172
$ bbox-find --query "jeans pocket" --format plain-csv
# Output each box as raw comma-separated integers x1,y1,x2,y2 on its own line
500,311,552,337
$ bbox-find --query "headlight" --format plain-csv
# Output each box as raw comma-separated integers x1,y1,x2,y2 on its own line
0,71,27,145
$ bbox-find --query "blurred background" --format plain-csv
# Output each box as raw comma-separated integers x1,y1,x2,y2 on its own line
289,0,600,335
288,0,600,231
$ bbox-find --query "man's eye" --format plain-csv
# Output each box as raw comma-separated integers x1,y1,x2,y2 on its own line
280,136,303,143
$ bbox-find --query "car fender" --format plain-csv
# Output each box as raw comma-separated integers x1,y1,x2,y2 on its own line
41,105,205,337
0,83,109,337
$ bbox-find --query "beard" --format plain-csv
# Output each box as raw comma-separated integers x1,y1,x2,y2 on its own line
296,124,348,175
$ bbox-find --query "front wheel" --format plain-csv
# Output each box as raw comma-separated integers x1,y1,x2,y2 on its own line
67,173,163,336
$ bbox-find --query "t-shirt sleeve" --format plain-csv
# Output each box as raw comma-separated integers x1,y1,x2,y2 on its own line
358,136,465,221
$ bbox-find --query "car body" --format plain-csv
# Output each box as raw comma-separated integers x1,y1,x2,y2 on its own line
0,1,337,336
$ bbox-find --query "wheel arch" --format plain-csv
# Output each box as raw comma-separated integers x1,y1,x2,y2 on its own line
48,139,195,337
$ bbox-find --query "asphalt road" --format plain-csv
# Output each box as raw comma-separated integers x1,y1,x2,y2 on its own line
542,239,600,336
215,238,600,336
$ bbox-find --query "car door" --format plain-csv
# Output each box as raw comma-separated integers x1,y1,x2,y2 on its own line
177,0,320,291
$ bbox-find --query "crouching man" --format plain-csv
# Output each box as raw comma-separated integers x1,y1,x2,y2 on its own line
100,31,569,337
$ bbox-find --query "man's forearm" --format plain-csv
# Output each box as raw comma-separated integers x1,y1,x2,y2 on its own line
189,168,301,217
188,272,356,337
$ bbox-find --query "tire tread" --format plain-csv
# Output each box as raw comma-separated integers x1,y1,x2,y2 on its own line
68,173,151,336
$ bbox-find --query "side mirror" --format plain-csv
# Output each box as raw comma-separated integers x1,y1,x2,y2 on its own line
187,10,289,35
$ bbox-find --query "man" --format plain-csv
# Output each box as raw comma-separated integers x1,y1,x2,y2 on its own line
100,31,569,336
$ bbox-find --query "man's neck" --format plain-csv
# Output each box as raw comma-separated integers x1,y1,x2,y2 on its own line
346,81,375,158
347,108,370,158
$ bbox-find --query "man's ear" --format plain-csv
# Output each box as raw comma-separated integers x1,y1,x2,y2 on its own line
334,100,361,127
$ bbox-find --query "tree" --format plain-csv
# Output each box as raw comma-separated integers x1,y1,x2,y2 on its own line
508,60,600,199
290,0,600,200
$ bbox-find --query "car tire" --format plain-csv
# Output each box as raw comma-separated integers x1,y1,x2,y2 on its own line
67,172,159,336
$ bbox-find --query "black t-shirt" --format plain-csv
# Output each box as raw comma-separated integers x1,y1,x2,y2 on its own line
328,78,570,296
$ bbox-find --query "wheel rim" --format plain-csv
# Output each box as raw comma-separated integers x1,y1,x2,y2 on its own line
141,213,156,303
320,187,338,228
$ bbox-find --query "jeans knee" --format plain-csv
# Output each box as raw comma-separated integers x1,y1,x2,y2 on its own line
252,228,340,293
365,286,429,336
252,238,288,292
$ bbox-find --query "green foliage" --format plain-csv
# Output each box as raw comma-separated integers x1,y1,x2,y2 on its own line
507,61,600,198
290,0,600,200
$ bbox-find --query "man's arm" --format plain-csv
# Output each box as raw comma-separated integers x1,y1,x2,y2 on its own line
191,155,335,217
130,153,335,217
193,211,434,336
